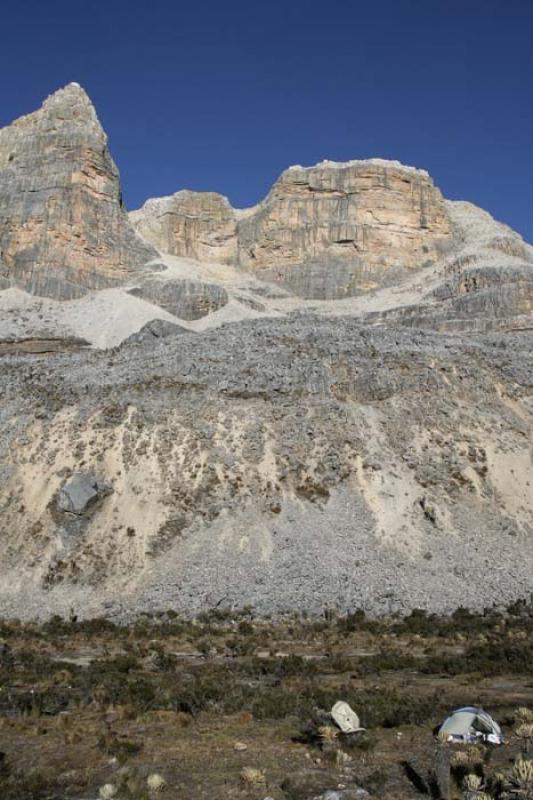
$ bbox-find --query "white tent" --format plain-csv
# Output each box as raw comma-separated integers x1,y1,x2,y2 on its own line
437,706,503,745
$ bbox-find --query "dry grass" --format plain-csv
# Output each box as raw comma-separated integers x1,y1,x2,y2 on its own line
0,606,531,799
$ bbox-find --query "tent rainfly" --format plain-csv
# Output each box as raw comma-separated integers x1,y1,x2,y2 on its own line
437,707,504,745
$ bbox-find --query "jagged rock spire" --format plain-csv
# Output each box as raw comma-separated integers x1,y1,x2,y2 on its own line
0,84,156,300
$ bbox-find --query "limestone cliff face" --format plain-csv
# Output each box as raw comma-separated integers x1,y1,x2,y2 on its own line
130,191,238,264
131,159,452,299
0,84,156,299
365,201,533,333
238,160,451,284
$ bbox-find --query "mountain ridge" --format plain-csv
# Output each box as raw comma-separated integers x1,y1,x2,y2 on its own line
0,84,531,620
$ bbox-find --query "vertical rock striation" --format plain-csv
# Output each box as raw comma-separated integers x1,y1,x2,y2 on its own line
131,159,453,299
0,83,156,299
237,159,452,297
130,190,238,264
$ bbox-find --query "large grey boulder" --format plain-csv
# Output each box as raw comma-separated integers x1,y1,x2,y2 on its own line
57,473,113,515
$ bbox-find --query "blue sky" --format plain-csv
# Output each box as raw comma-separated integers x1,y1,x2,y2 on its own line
1,0,532,241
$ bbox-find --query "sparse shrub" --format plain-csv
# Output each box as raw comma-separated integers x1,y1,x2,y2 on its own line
91,654,140,674
318,724,338,746
225,636,257,657
0,767,63,799
237,620,254,636
515,724,533,755
197,607,235,624
297,709,334,747
451,747,485,768
322,653,354,673
422,637,533,676
336,608,379,633
463,773,483,791
485,757,533,800
147,773,167,792
451,746,486,789
461,773,493,800
452,751,471,768
362,768,388,794
245,654,317,678
196,638,215,658
146,646,177,672
511,757,533,787
356,647,418,675
97,725,143,762
240,767,266,787
343,731,377,753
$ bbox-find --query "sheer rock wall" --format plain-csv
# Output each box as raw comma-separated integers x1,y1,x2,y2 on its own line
0,84,155,299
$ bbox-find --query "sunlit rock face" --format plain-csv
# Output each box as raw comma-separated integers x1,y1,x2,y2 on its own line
130,191,238,265
131,159,453,299
0,83,155,299
236,160,453,297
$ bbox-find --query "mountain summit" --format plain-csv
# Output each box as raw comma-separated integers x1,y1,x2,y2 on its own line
0,84,156,299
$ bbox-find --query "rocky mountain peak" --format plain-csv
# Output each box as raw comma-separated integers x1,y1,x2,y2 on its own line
8,83,101,139
43,81,96,109
130,190,238,265
0,85,156,299
283,156,430,177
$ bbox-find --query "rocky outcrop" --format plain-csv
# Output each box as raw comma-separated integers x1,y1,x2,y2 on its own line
237,160,452,296
0,84,156,299
122,318,189,346
128,277,228,320
0,336,89,356
131,159,453,299
364,201,533,333
130,191,237,264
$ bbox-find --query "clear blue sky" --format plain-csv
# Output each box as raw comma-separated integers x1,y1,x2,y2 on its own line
1,0,532,241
